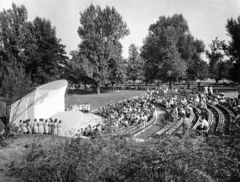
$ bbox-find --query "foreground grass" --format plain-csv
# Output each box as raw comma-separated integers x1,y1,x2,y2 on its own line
66,90,146,111
0,135,68,182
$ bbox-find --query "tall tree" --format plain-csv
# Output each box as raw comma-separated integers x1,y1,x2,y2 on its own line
126,44,143,85
141,14,192,88
0,3,29,81
26,17,68,84
77,4,129,94
0,3,67,86
226,16,240,83
206,37,225,83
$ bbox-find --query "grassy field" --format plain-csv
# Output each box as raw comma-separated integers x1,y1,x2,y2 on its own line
66,90,146,111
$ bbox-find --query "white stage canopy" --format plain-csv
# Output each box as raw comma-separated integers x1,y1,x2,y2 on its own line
10,80,68,123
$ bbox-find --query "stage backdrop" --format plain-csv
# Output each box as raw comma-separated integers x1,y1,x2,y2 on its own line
10,80,68,123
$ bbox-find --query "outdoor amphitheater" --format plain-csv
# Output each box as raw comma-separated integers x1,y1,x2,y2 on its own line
1,1,240,181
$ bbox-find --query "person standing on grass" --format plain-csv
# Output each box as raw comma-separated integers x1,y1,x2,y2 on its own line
44,119,49,134
53,119,58,135
57,120,62,136
27,119,32,134
204,86,208,95
18,120,23,135
22,121,28,134
38,119,44,134
33,119,38,134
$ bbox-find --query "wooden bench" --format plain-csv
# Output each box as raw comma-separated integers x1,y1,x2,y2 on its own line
191,105,202,130
205,108,214,133
207,104,225,133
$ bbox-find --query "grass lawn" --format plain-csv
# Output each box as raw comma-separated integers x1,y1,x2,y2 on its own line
66,90,146,111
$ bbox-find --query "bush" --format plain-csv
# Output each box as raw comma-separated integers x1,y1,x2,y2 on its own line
7,133,240,182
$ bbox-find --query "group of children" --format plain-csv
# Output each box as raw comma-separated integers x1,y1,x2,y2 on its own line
18,118,63,136
65,104,91,113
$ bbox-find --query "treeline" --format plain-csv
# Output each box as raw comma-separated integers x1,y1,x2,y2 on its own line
1,3,240,97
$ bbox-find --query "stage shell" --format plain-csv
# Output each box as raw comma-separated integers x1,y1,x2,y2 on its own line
10,80,68,123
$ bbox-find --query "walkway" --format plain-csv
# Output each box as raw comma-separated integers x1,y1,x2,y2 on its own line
134,107,167,140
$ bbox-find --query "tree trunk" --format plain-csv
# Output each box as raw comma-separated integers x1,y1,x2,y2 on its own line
169,79,173,89
112,83,114,90
96,83,100,94
85,82,87,90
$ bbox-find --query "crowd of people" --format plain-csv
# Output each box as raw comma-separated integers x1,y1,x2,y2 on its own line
94,95,155,133
17,118,63,136
1,85,240,139
65,103,91,113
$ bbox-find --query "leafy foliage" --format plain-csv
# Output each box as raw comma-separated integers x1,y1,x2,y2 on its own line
225,16,240,83
77,4,129,93
0,3,67,86
206,37,225,82
141,14,207,87
8,127,240,182
126,44,144,84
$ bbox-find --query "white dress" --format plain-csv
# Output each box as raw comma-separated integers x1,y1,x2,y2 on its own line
44,122,49,134
33,122,38,134
57,122,62,136
38,121,44,134
22,123,28,133
53,122,58,135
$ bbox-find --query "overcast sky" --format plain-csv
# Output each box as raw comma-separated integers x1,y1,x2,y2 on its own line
1,0,239,59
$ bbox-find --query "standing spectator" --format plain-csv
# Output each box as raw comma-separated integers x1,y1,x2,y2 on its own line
38,119,44,134
53,119,58,135
44,119,49,134
209,86,213,96
18,120,23,135
204,86,208,95
22,121,28,134
57,120,63,136
27,120,32,134
33,119,38,134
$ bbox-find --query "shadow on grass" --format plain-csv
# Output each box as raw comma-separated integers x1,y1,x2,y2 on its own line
67,89,109,95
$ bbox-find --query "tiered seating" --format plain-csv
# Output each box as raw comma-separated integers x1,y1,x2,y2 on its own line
207,104,225,134
216,104,235,123
216,104,235,135
191,105,202,129
205,108,214,133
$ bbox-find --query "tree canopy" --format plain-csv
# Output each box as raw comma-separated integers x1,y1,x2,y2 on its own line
126,44,144,85
77,4,129,93
141,14,207,87
0,3,67,86
226,16,240,83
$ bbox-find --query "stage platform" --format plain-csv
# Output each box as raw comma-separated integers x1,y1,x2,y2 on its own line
51,111,103,137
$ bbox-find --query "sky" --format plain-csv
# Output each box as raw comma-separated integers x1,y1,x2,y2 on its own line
1,0,240,59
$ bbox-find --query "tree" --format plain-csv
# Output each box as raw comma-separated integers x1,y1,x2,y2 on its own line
206,37,225,83
141,14,192,88
64,51,94,90
26,17,68,84
0,3,67,86
77,4,129,94
218,60,231,82
226,16,240,83
126,44,143,85
0,3,29,83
